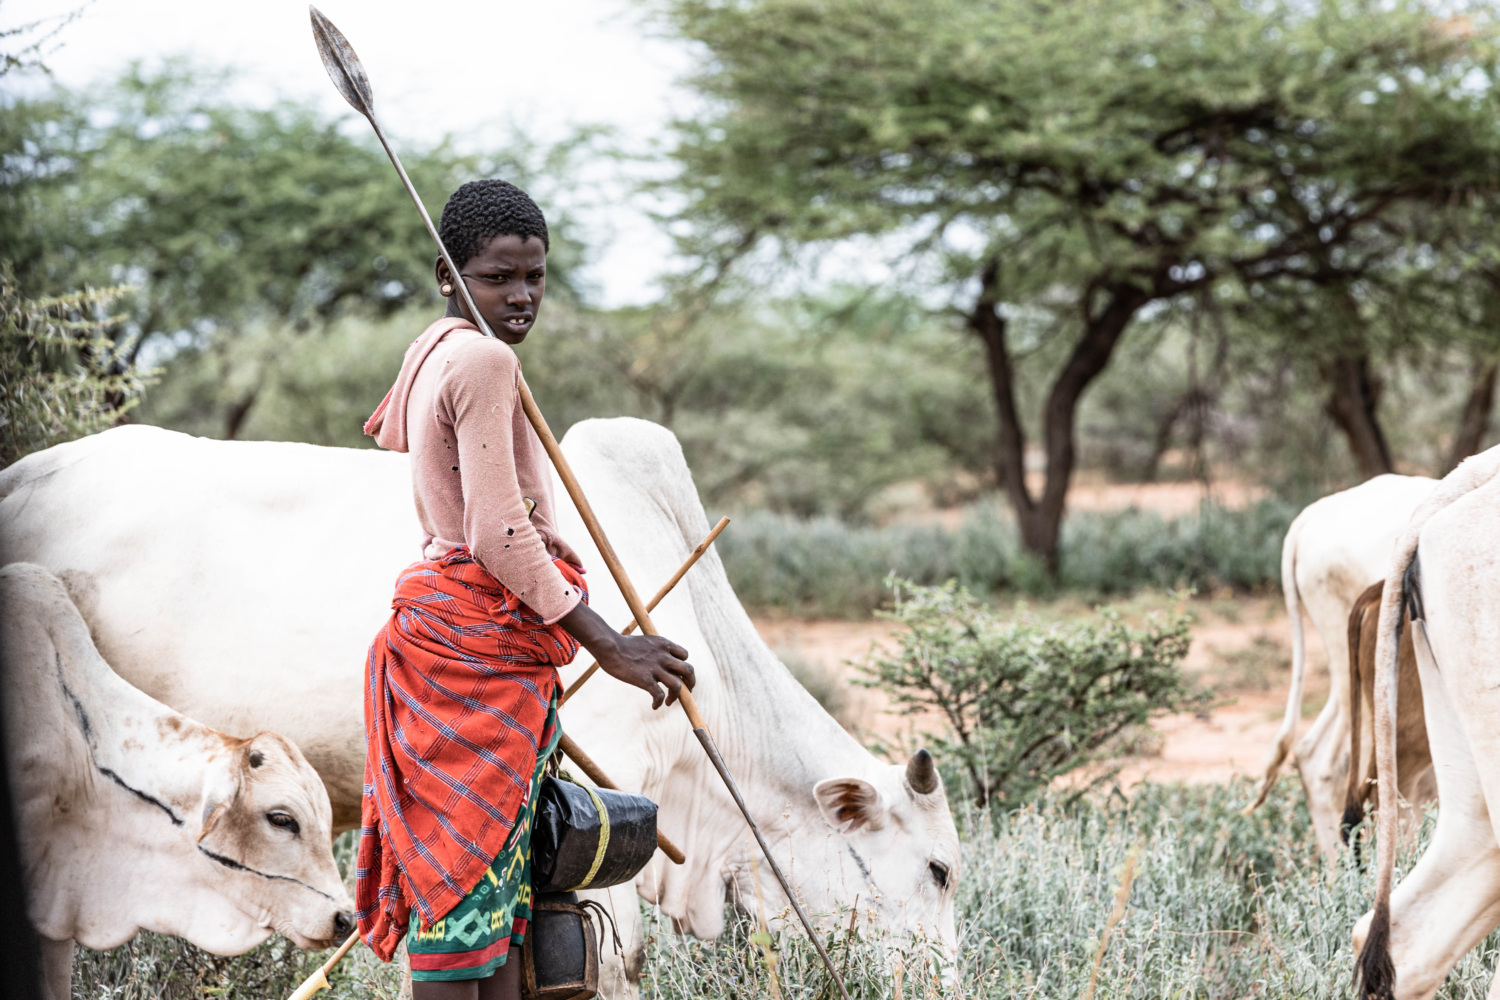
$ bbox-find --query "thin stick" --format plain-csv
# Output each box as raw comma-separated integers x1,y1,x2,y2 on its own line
285,930,360,1000
311,14,850,998
558,731,686,864
1081,845,1141,1000
748,851,785,1000
560,516,730,706
521,330,851,1000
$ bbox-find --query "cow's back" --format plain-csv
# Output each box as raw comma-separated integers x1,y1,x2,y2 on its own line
0,426,418,823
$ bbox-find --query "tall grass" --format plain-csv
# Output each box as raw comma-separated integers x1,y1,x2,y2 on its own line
72,780,1500,999
718,500,1295,618
641,781,1500,1000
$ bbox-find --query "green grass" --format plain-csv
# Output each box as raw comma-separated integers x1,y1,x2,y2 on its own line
717,500,1295,618
71,779,1500,999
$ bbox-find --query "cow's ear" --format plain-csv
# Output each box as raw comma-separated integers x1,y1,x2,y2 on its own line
814,777,886,834
196,757,241,843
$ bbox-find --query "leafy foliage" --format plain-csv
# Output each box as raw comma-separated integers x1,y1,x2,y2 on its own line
0,262,150,467
859,580,1199,805
1,63,593,438
719,500,1292,618
660,0,1500,561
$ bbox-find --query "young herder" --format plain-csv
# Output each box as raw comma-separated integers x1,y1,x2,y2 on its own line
356,179,697,1000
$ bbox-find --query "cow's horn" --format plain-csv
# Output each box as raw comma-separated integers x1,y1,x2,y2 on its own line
906,748,938,795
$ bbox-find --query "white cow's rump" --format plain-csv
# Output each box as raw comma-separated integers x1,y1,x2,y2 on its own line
1338,581,1434,848
0,562,353,1000
1352,447,1500,1000
1246,474,1433,860
0,420,960,994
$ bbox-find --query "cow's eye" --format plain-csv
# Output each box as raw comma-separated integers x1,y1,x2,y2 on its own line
928,861,950,890
266,811,300,836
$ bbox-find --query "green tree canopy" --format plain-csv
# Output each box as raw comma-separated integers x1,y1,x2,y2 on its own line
2,62,591,436
662,0,1500,565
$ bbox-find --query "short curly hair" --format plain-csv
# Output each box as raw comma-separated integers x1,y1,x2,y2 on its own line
438,179,550,269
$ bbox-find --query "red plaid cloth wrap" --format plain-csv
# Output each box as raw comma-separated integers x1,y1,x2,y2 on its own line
356,546,586,961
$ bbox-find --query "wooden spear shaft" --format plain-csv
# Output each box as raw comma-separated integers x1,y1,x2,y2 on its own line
517,383,852,1000
560,516,730,706
286,930,359,1000
309,12,850,998
518,382,711,731
557,732,685,864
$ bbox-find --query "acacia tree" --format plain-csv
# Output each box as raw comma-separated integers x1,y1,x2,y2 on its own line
3,63,589,438
662,0,1500,567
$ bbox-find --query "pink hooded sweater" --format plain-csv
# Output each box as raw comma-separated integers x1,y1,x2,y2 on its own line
365,317,584,624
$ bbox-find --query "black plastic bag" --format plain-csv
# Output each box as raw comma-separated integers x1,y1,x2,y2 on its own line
532,777,658,893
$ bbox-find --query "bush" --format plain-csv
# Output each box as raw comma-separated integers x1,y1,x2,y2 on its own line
717,499,1295,617
0,263,149,467
859,579,1201,806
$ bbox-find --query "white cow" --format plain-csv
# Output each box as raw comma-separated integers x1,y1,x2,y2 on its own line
0,562,354,1000
0,420,960,994
1246,474,1434,860
1353,447,1500,999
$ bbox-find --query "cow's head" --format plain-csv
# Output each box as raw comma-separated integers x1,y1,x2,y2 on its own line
699,746,959,974
806,749,959,963
195,731,354,949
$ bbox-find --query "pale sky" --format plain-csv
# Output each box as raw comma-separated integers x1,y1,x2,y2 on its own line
1,0,700,305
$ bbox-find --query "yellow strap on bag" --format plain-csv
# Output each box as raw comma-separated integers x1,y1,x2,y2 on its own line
569,783,612,891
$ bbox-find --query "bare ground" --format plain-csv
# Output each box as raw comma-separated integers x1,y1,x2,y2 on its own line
753,593,1323,787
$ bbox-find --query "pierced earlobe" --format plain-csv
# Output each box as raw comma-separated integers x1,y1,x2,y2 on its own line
440,282,454,296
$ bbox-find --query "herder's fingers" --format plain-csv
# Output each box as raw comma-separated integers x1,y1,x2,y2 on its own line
558,517,729,706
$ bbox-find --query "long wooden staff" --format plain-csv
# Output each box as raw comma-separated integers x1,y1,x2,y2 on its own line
284,530,721,1000
560,516,729,706
309,12,851,1000
287,931,359,1000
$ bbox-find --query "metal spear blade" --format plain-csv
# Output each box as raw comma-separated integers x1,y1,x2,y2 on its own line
309,6,374,119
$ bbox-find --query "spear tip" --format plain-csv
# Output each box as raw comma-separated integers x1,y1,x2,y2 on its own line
309,5,376,118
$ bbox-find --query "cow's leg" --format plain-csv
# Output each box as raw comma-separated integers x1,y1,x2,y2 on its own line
1293,695,1350,863
37,936,72,1000
1353,631,1500,1000
582,882,644,1000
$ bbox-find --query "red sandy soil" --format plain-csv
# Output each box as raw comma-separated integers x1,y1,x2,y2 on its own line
901,476,1268,529
753,595,1323,788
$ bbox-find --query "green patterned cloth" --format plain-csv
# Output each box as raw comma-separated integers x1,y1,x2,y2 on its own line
406,697,561,982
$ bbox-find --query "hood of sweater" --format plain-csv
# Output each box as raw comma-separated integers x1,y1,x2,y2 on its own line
363,316,479,453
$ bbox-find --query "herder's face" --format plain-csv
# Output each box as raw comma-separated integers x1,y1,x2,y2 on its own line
437,234,547,345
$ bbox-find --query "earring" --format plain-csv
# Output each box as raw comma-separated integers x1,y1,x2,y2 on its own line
440,282,453,296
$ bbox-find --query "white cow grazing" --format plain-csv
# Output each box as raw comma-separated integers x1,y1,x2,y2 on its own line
1353,446,1500,999
1246,474,1434,860
0,420,960,994
0,562,354,1000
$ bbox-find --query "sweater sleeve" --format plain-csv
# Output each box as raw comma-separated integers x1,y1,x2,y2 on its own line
442,338,582,624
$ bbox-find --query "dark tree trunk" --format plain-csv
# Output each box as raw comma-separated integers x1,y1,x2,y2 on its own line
970,262,1147,572
1323,354,1393,478
1447,359,1498,473
224,390,260,441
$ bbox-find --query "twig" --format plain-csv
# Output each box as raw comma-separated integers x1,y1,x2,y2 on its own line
1081,844,1142,1000
748,851,784,1000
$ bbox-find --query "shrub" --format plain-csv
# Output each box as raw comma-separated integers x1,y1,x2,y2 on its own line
716,500,1296,617
0,263,149,467
859,579,1201,806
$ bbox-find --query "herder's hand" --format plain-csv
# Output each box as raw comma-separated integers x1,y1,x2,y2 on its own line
559,602,696,709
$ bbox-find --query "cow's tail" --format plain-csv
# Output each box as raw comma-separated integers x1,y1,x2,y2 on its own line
1359,447,1500,999
1341,582,1382,849
1245,516,1307,813
1358,542,1414,1000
